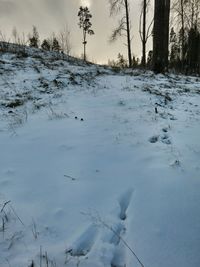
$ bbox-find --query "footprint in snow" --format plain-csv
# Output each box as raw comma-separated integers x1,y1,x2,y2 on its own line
66,224,98,257
162,127,169,133
118,188,134,221
169,115,177,121
161,134,172,145
149,135,159,144
149,132,171,145
111,241,126,267
109,223,126,246
171,159,181,168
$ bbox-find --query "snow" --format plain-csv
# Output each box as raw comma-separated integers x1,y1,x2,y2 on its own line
0,47,200,267
66,224,98,256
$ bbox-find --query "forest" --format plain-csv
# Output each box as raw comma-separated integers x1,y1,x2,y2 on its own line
0,0,199,75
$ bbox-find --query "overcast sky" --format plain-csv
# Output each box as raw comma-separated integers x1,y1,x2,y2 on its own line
0,0,154,63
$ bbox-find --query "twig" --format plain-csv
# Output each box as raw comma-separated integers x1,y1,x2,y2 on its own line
31,218,38,239
64,174,76,181
1,218,5,239
0,201,11,213
101,219,145,267
9,204,25,226
45,251,49,267
8,231,23,249
40,246,42,267
2,218,5,232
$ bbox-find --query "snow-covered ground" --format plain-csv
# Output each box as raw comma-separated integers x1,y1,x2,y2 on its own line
0,48,200,267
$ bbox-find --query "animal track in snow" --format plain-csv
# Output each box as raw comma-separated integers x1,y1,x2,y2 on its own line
159,112,177,121
149,135,159,143
66,224,98,256
66,189,133,266
161,134,172,145
109,223,126,246
149,127,172,145
99,189,134,267
162,127,168,133
111,241,126,267
171,159,181,168
118,188,134,221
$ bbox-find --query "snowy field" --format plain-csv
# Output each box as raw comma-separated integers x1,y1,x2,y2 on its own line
0,49,200,267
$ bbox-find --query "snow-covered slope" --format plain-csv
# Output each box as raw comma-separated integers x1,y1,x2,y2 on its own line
0,47,200,267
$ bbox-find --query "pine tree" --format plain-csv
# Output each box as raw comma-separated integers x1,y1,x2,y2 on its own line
169,28,180,68
29,26,39,48
187,27,200,72
117,53,128,68
41,39,50,51
52,38,60,52
147,50,153,67
78,6,94,61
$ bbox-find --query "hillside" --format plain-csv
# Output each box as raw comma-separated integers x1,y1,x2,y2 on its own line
0,47,200,267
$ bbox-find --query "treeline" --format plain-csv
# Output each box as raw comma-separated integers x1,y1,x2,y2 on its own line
169,0,200,74
0,0,200,74
0,25,72,56
109,0,200,74
146,0,200,74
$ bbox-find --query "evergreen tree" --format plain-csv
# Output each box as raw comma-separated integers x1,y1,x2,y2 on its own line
147,50,153,67
29,26,39,48
187,27,200,72
52,38,61,52
169,28,180,68
78,6,94,61
41,39,51,51
117,53,128,68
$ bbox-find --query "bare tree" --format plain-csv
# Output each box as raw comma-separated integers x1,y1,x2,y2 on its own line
171,0,200,64
186,0,200,28
58,24,72,55
12,27,18,44
139,0,153,67
28,26,40,48
19,32,27,46
109,0,132,67
78,6,94,61
0,30,8,42
171,0,187,63
11,27,26,46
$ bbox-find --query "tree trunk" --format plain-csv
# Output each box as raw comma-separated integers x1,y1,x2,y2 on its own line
141,0,147,67
124,0,132,67
164,0,171,70
153,0,165,72
153,0,170,73
83,30,87,61
83,42,86,61
180,0,185,65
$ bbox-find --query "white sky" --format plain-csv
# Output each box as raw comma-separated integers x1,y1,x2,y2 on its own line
0,0,154,63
